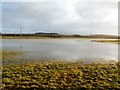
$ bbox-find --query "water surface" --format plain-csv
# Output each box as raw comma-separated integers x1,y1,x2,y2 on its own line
2,39,118,63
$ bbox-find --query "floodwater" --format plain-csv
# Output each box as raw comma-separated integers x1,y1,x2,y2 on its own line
2,39,118,63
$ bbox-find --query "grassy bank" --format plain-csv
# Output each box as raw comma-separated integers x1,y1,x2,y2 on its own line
2,36,91,39
91,39,120,44
1,51,120,89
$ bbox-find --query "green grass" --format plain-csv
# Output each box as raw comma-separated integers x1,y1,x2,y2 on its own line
1,61,120,89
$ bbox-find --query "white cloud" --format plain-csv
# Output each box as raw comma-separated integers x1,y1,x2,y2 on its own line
1,0,119,2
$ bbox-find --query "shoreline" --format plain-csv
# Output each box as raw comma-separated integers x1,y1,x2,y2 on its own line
1,36,119,39
1,36,120,44
2,50,118,65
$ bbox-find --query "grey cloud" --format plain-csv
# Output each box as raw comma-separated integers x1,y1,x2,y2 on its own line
2,1,118,35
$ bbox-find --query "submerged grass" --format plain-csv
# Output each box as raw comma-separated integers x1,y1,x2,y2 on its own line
91,39,120,44
2,50,25,65
1,50,120,89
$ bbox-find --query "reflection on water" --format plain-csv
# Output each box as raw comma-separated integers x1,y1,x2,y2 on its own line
2,39,118,62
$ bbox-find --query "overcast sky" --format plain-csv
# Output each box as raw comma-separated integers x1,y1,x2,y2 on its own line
2,0,118,35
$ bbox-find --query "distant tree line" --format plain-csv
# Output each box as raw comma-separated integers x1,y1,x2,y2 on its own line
1,33,86,38
1,32,120,39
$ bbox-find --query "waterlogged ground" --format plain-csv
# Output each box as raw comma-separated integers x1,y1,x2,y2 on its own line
1,51,120,89
2,51,26,65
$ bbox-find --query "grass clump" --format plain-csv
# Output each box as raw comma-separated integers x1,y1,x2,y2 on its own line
1,61,120,89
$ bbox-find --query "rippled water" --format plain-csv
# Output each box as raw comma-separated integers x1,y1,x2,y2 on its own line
2,39,118,62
